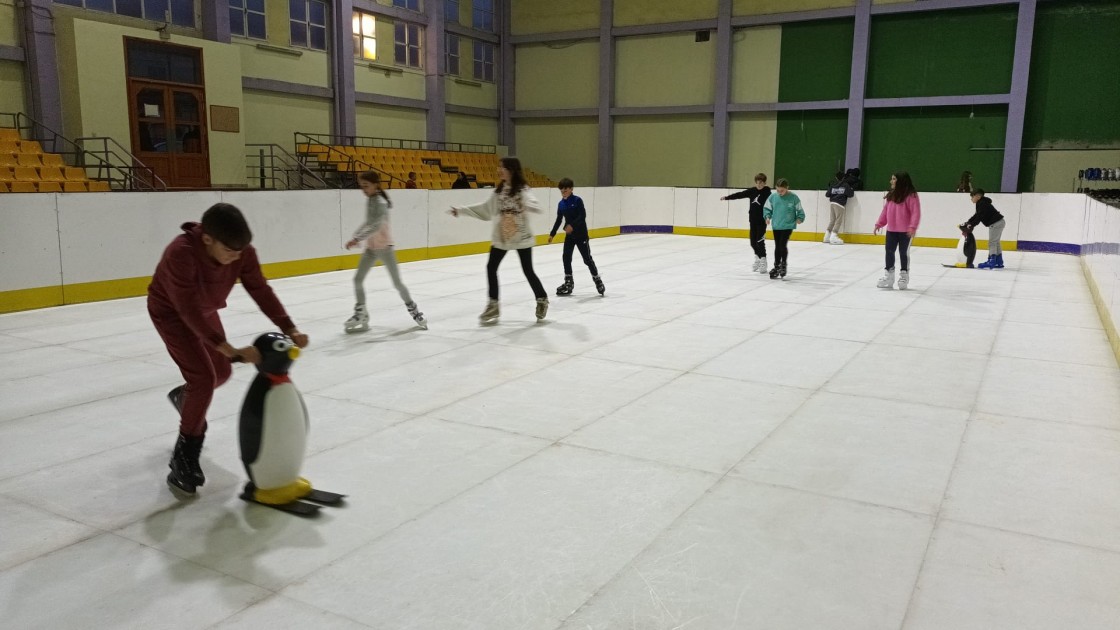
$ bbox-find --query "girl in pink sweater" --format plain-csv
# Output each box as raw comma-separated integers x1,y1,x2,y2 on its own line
873,172,921,290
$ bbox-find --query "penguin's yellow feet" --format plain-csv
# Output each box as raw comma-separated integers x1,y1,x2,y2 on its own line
254,478,313,505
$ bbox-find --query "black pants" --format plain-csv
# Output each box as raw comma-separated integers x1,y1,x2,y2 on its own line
487,246,546,300
885,231,912,271
749,210,767,258
562,237,598,276
772,229,792,266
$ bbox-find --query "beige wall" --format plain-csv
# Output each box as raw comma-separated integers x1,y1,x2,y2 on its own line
728,113,778,188
514,41,599,110
514,118,598,186
446,113,498,146
446,77,498,109
0,60,24,115
56,17,246,186
243,89,331,149
238,41,332,89
615,33,715,107
731,26,781,103
356,102,426,140
0,0,19,47
1032,150,1120,193
511,0,599,35
733,0,855,15
614,115,713,187
614,0,718,26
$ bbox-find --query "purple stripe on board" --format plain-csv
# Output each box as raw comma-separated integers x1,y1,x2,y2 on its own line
620,225,674,234
1016,241,1082,255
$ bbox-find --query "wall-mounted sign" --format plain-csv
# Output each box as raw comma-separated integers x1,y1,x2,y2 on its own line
210,105,240,133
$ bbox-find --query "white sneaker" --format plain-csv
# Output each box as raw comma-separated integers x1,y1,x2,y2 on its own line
829,233,844,245
897,270,909,290
877,269,895,289
758,258,768,274
751,257,761,273
823,231,831,243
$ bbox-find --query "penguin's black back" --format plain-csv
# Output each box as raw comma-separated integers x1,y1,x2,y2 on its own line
239,374,271,479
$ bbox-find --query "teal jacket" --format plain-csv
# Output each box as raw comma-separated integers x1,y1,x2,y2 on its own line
763,191,806,230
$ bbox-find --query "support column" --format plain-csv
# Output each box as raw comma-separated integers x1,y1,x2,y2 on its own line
711,0,732,187
596,0,614,186
424,0,446,143
331,0,357,140
23,0,63,133
499,0,515,151
844,0,871,170
201,0,232,43
1001,0,1036,193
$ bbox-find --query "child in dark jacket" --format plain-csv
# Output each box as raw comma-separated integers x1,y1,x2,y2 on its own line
722,173,772,274
148,203,308,496
824,171,855,244
964,188,1006,269
548,178,604,296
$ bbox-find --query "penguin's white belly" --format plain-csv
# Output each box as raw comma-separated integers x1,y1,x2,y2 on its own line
248,383,308,489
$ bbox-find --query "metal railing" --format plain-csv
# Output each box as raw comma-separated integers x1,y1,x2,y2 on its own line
0,111,166,191
295,132,496,154
246,144,331,190
292,133,404,188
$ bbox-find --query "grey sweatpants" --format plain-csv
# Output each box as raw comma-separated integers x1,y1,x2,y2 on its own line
987,218,1006,255
354,247,412,306
827,202,845,233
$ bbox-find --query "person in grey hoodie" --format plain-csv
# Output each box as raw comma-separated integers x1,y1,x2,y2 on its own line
449,156,549,324
344,171,426,332
824,171,855,244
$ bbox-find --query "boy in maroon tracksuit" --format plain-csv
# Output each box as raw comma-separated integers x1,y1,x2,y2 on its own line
148,203,308,496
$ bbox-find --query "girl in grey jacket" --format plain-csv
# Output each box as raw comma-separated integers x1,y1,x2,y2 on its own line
449,156,549,324
344,171,426,332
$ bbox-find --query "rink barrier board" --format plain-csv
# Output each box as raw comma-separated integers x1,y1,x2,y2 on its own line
1084,265,1120,368
671,226,1018,252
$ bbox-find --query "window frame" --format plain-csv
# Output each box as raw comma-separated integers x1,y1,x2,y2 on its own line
54,0,196,28
229,0,267,40
471,0,494,32
392,0,420,12
352,10,377,61
394,21,423,69
444,0,459,24
445,33,460,76
289,0,329,52
472,39,495,82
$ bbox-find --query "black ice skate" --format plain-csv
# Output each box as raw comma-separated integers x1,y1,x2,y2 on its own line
768,266,780,279
167,433,205,496
556,275,574,296
593,275,605,296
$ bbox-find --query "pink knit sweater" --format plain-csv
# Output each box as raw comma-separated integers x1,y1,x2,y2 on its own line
875,194,921,233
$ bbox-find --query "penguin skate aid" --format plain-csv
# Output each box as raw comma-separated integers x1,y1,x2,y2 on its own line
238,332,346,515
147,202,309,497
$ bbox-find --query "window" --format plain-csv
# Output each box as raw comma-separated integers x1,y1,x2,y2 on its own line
290,0,328,51
445,34,460,76
230,0,266,40
444,0,459,23
353,11,376,61
394,22,422,68
54,0,195,27
472,40,494,82
392,0,420,11
472,0,494,32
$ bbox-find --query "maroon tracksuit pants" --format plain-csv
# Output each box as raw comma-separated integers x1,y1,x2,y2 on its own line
149,308,231,437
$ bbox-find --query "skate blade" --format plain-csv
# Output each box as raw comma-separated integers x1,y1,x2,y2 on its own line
239,491,321,516
344,325,369,334
303,489,347,505
166,474,198,499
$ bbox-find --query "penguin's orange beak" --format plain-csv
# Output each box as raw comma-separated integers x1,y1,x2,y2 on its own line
288,346,301,360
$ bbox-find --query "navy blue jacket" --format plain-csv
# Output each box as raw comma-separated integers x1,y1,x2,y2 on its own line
965,196,1004,228
551,194,589,241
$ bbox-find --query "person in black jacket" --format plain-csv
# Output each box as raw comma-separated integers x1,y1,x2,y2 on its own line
722,173,772,274
548,178,604,296
964,188,1006,269
451,172,472,189
824,171,855,244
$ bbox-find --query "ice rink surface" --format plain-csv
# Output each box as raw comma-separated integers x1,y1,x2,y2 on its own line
2,234,1119,629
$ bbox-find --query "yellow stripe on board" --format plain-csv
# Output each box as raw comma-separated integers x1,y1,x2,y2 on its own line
1083,260,1120,368
0,286,65,314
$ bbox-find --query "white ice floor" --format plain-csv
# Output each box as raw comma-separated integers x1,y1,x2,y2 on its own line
2,234,1120,630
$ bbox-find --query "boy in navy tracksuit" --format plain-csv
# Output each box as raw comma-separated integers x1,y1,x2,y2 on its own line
548,178,605,296
721,172,772,274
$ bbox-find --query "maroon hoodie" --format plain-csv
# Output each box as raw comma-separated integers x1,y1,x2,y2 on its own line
148,222,294,347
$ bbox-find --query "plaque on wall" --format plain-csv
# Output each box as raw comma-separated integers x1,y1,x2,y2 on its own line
210,105,240,133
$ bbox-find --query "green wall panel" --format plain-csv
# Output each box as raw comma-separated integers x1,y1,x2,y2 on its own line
728,113,778,188
862,106,1006,194
774,110,847,189
731,25,781,104
867,6,1016,98
614,115,713,187
777,20,853,103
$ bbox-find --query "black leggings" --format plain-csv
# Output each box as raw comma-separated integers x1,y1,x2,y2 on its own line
749,212,767,258
487,246,546,300
772,229,792,266
885,231,913,271
562,238,599,276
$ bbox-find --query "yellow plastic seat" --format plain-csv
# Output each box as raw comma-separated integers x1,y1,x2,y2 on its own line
64,167,88,181
14,166,39,181
0,167,12,181
88,180,111,192
63,181,87,192
37,181,62,192
0,128,19,143
0,182,8,192
10,181,37,192
17,153,42,167
39,167,66,182
41,153,65,168
19,140,42,154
